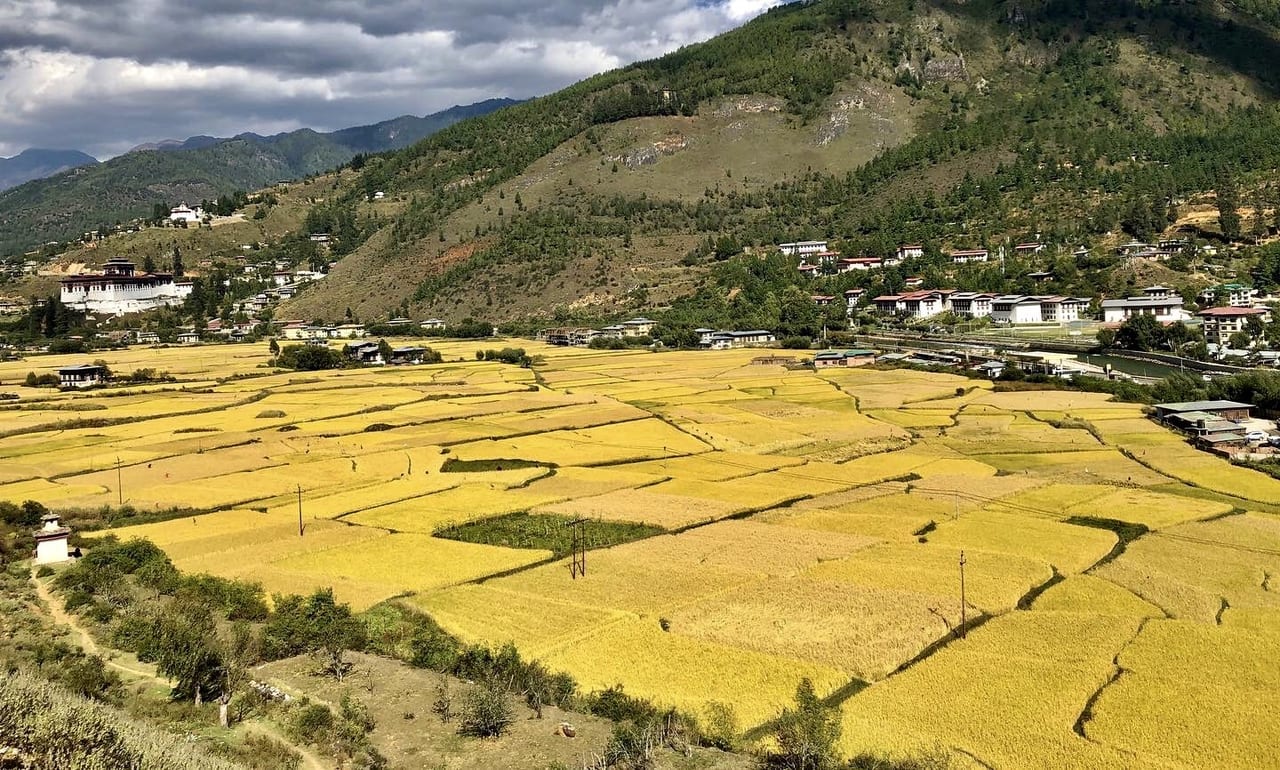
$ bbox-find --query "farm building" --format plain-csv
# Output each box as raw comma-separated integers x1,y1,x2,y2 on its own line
813,350,876,368
390,346,429,365
58,364,107,389
344,341,383,364
1154,401,1254,422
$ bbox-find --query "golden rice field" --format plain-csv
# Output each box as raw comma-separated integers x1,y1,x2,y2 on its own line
6,341,1280,767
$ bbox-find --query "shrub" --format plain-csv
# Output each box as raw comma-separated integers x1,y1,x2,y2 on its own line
763,678,842,770
458,684,514,738
228,733,302,770
276,344,344,371
36,565,54,578
585,684,657,724
291,701,334,744
256,409,287,418
702,701,739,751
431,676,453,723
24,372,60,388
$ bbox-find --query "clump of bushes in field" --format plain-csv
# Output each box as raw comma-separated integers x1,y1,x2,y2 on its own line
275,344,345,371
286,694,383,769
125,367,174,383
23,371,59,387
475,347,533,367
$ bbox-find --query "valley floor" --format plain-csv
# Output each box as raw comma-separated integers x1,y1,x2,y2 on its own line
2,341,1277,768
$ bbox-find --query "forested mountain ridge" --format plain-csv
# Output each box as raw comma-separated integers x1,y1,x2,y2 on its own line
277,0,1280,326
0,99,519,257
0,148,99,192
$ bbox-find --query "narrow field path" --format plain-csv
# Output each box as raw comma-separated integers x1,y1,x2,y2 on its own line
30,567,331,769
30,568,164,683
241,721,330,770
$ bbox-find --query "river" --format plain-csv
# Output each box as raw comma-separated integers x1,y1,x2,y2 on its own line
1074,353,1186,381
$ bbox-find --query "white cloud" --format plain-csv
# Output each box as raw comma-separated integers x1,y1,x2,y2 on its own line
0,0,786,158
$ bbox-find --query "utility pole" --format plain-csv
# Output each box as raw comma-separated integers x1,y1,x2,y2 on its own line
959,550,968,639
116,456,123,506
297,484,304,537
568,518,588,579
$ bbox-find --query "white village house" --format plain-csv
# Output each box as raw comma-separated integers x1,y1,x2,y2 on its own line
60,258,192,316
778,241,829,258
950,248,990,264
58,364,108,389
1100,286,1191,324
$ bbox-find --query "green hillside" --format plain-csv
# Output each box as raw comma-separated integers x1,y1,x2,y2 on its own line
276,0,1280,326
0,100,518,257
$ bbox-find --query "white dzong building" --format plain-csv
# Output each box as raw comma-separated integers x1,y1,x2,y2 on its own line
60,258,193,316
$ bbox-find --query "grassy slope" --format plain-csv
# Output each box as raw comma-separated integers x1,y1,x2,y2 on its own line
286,87,921,322
7,174,341,298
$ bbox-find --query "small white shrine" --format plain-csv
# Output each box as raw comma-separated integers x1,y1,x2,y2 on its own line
33,513,71,565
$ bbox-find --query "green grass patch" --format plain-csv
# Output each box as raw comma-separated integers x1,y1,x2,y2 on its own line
1066,516,1150,568
435,512,663,557
439,457,550,473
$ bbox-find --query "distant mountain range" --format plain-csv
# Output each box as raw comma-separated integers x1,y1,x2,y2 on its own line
0,148,99,192
0,98,521,255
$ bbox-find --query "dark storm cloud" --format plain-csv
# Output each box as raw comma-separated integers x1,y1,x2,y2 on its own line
0,0,782,158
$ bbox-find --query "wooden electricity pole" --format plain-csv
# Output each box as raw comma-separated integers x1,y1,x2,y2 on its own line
959,550,968,639
115,456,123,506
568,518,588,579
297,484,304,537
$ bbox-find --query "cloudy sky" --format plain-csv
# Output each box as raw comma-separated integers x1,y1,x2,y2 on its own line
0,0,783,159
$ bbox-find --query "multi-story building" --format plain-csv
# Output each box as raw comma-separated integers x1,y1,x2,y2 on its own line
990,295,1090,324
1198,283,1258,308
59,258,192,316
1100,286,1191,324
947,292,995,318
873,290,1090,324
950,248,990,264
695,330,777,349
778,241,828,257
1198,307,1272,346
872,290,952,318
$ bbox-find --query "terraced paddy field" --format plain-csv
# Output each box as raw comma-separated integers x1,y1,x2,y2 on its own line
5,340,1279,767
